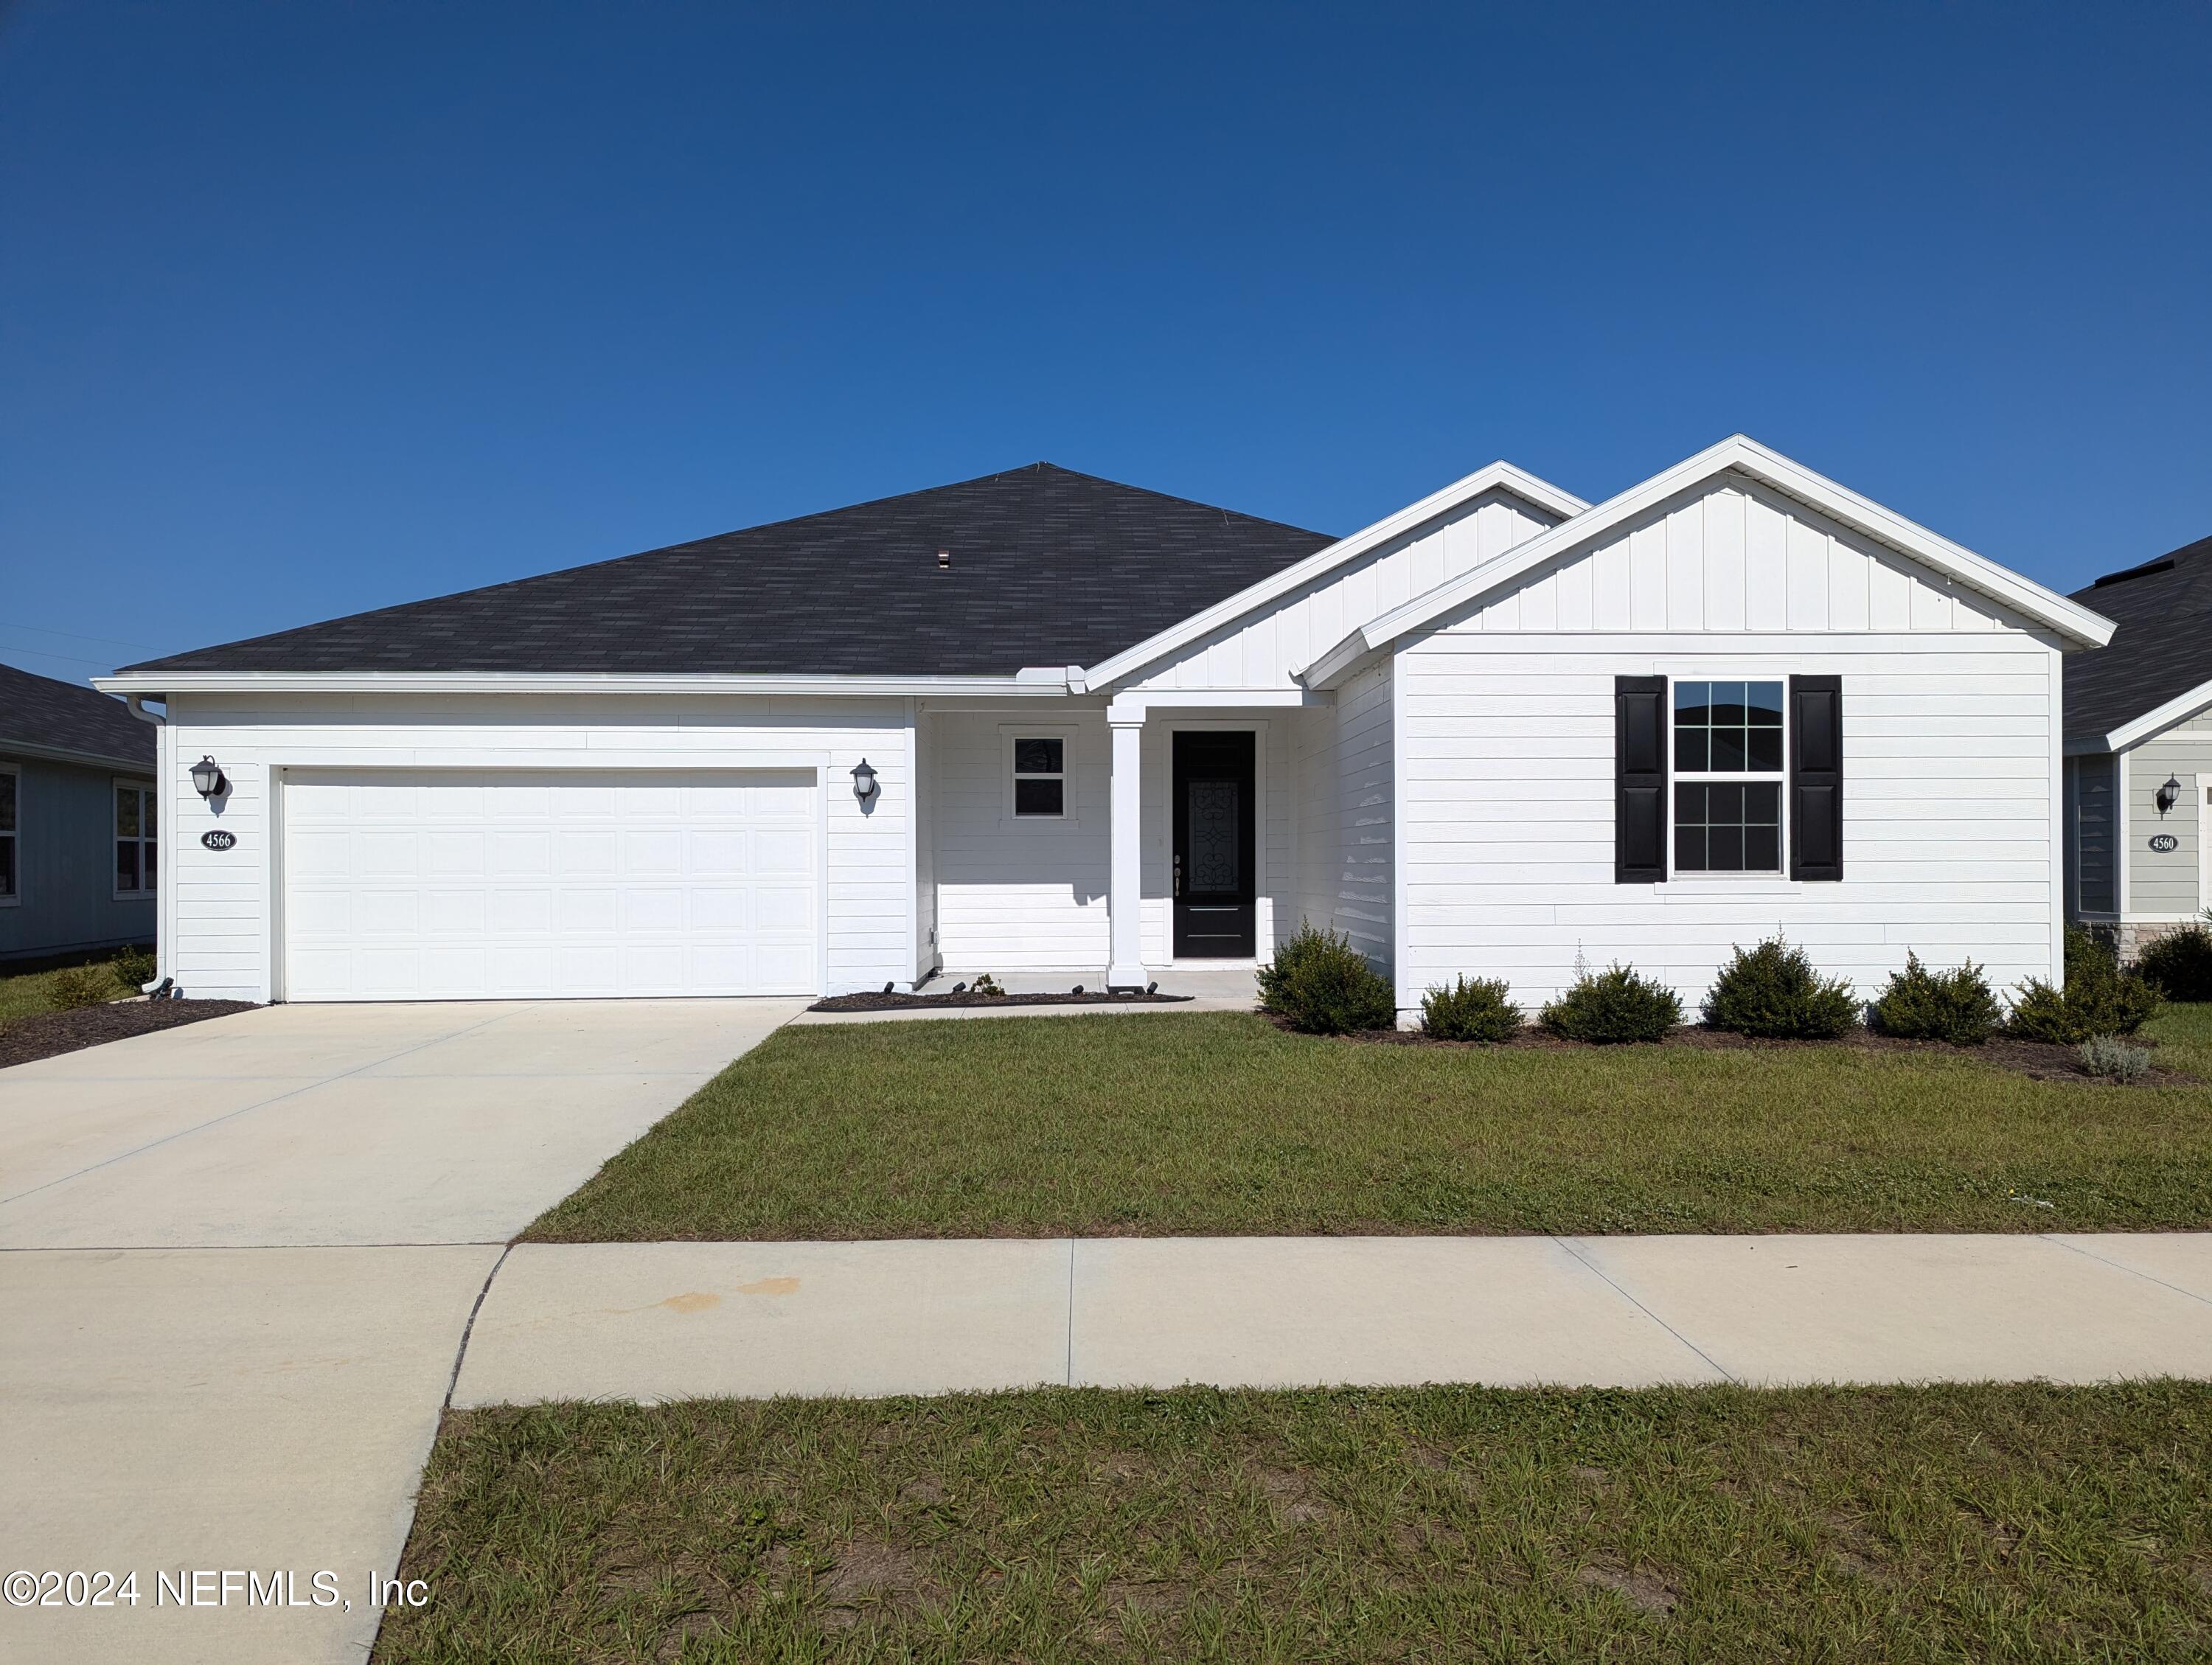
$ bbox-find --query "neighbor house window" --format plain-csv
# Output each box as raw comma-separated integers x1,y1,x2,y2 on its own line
1011,737,1065,818
0,766,16,902
115,782,156,896
1673,681,1784,873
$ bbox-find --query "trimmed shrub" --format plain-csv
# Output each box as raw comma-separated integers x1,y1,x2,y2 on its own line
2008,925,2160,1043
1259,923,1397,1035
46,964,116,1010
111,947,157,990
1700,936,1860,1040
2079,1034,2153,1084
1540,964,1682,1044
2138,922,2212,1003
1420,976,1521,1043
1872,953,2002,1045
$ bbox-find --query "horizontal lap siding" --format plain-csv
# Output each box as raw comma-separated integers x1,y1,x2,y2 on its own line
1397,633,2062,1008
161,693,914,1001
1291,661,1392,973
931,710,1110,972
2124,711,2212,917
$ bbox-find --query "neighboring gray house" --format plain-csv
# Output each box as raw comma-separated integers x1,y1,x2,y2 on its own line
0,661,159,962
2065,532,2212,953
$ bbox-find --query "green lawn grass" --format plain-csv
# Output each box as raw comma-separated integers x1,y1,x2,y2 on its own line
528,1008,2212,1242
374,1380,2212,1664
0,949,144,1023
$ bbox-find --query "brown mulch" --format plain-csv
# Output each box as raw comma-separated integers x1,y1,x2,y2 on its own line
0,999,259,1069
1270,1013,2197,1088
811,988,1193,1012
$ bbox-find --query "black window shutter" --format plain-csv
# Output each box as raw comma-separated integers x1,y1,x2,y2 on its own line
1790,675,1843,881
1615,675,1667,883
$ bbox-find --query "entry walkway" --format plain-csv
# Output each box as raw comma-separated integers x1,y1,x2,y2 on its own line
453,1231,2212,1405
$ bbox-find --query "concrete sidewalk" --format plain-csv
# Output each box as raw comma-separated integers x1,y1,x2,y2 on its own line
453,1231,2212,1405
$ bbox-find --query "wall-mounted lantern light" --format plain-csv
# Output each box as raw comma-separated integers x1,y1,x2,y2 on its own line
850,758,879,803
190,755,229,800
2157,774,2183,816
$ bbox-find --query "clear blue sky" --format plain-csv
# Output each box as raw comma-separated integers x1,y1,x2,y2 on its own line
3,1,2208,686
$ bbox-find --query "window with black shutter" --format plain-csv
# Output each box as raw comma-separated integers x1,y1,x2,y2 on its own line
1615,676,1667,882
1789,675,1843,881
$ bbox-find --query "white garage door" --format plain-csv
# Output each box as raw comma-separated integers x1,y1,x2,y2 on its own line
282,769,820,1000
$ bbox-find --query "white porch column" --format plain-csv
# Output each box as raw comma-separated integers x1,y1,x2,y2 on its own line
1106,706,1148,990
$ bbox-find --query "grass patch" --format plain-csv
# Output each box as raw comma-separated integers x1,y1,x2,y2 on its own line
529,1011,2212,1241
0,948,145,1023
375,1380,2212,1664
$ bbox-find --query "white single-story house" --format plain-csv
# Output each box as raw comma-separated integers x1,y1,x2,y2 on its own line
2062,530,2211,954
100,435,2116,1019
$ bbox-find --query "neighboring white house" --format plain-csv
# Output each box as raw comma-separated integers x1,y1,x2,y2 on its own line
2061,531,2212,956
99,437,2115,1019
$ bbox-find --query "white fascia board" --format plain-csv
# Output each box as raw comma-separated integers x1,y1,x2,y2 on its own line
2094,675,2212,754
1340,434,2117,661
1079,461,1588,693
91,670,1068,699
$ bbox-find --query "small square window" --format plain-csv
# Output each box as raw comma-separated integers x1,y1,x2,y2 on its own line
1012,737,1067,819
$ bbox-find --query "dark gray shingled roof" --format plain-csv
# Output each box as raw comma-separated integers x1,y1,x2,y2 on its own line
121,464,1337,678
0,660,155,768
2065,532,2212,743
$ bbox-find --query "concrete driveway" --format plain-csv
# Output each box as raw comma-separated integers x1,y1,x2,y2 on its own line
0,998,800,1665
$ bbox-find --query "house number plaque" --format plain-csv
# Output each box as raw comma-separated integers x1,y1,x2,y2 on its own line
201,830,237,852
2149,834,2179,853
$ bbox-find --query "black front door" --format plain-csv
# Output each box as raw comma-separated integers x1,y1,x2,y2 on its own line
1172,731,1256,957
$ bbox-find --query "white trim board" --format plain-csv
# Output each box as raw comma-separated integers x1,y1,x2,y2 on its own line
1301,435,2115,690
2076,675,2212,754
1082,462,1587,694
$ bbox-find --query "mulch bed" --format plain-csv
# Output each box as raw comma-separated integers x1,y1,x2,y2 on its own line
810,989,1194,1012
1273,1014,2197,1088
0,999,259,1070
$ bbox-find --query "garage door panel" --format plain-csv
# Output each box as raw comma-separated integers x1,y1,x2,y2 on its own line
284,769,821,1000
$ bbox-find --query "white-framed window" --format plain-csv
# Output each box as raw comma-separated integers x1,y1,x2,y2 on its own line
114,779,156,897
0,764,17,904
1672,680,1785,874
1008,734,1067,819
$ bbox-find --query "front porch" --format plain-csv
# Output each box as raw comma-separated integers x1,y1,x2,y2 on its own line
915,690,1384,998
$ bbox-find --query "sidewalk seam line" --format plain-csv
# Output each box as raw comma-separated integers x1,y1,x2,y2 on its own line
2037,1234,2212,1310
0,1002,551,1212
1552,1235,1742,1384
445,1241,517,1413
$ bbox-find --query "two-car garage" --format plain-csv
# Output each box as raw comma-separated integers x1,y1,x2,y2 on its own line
280,768,821,1000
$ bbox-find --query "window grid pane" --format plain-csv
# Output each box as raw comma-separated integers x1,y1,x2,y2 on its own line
0,772,15,832
1674,782,1782,874
116,841,139,892
1674,680,1785,776
0,835,14,897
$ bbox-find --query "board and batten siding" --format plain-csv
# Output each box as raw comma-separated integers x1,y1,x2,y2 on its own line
1292,659,1393,972
1394,474,2066,1013
2122,709,2212,918
1131,489,1558,692
2067,753,2118,918
158,692,917,1002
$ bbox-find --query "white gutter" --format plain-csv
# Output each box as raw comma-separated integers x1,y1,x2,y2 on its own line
94,670,1079,699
